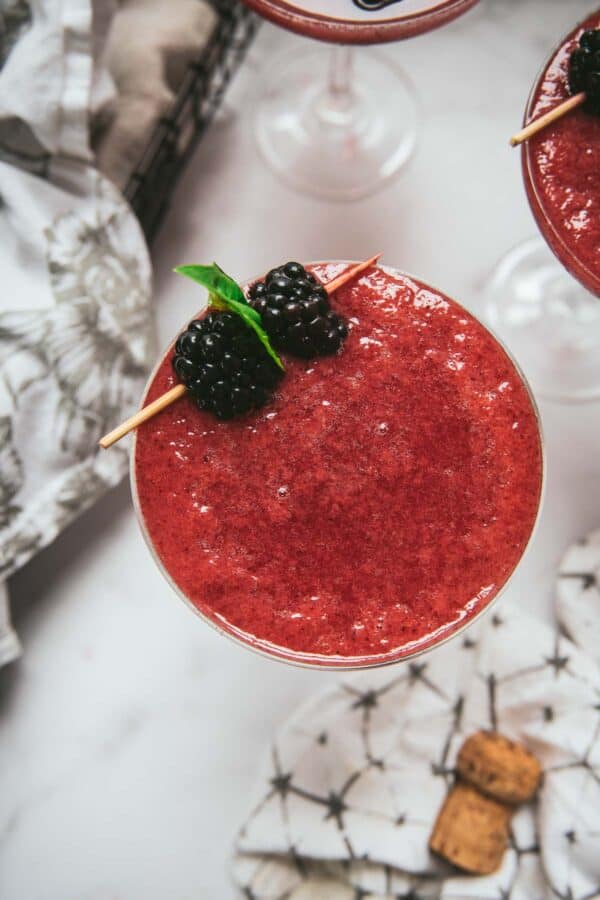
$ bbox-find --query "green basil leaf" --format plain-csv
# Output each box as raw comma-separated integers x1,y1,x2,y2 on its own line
174,263,284,371
174,263,246,304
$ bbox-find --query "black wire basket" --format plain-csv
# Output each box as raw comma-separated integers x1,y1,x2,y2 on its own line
124,0,259,243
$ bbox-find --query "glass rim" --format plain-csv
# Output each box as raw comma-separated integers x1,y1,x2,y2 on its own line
521,9,600,298
130,261,546,671
239,0,480,44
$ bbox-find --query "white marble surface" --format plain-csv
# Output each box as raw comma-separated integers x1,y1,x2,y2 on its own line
2,1,600,897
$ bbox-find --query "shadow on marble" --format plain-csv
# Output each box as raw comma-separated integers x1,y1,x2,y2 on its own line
8,481,132,637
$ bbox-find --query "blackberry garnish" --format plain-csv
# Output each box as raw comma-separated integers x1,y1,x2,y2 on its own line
569,29,600,115
248,262,348,359
173,311,283,420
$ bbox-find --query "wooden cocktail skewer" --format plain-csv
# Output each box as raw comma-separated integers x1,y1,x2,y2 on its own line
99,253,382,449
100,384,188,449
509,91,586,146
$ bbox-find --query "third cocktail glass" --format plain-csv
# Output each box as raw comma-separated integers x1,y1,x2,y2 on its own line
486,10,600,402
241,0,480,199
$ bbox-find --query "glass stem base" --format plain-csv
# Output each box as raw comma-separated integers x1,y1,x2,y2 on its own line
253,44,418,201
485,238,600,403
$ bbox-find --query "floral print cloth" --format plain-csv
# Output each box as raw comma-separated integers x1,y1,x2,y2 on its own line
0,0,153,665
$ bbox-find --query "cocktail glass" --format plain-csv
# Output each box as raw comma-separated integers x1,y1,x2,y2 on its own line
486,11,600,402
131,261,544,670
240,0,480,199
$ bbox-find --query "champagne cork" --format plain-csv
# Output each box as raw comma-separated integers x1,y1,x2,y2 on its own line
457,731,542,805
429,782,511,875
429,731,542,875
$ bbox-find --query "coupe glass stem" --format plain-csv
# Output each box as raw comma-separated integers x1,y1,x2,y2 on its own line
330,45,352,95
316,46,358,126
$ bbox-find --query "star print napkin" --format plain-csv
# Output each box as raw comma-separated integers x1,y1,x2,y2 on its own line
233,584,600,899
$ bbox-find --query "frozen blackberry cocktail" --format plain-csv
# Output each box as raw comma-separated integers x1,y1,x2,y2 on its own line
487,11,600,401
132,261,543,669
239,0,479,199
522,15,600,296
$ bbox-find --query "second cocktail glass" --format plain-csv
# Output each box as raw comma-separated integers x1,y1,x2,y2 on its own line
486,10,600,402
241,0,479,199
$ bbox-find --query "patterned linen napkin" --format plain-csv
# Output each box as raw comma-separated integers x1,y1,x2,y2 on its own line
0,0,221,666
233,576,600,899
0,0,154,664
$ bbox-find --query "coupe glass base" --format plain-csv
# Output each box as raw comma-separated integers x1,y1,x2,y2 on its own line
485,238,600,403
253,45,417,201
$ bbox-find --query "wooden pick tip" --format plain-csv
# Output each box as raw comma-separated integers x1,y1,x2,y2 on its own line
509,92,586,147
